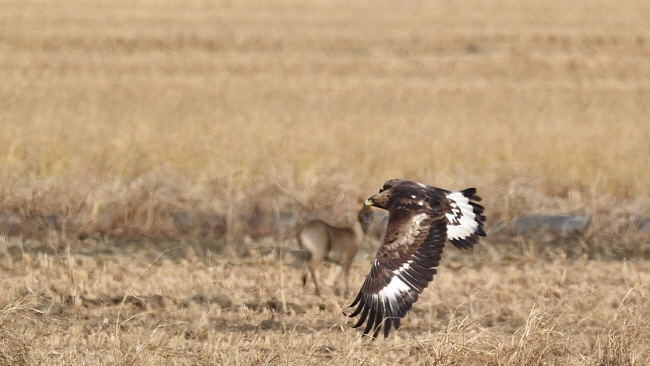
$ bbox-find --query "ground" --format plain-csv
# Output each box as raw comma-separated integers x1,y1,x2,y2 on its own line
0,239,648,365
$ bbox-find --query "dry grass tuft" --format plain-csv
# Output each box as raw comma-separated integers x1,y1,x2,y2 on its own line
0,299,34,365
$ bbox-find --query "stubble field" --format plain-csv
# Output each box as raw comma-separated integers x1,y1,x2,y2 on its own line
1,0,650,364
1,244,649,365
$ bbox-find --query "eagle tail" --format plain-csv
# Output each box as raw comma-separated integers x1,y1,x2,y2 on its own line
445,188,486,249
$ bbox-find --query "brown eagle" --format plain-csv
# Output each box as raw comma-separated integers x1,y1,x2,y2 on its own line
347,179,486,339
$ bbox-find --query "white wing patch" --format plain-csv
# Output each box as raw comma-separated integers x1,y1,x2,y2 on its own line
445,191,479,241
378,275,410,303
372,211,427,307
378,262,416,314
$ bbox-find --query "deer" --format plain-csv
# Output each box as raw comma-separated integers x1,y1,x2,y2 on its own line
297,205,373,296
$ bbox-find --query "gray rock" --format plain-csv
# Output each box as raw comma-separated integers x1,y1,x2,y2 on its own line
636,218,650,232
514,215,591,237
172,212,198,234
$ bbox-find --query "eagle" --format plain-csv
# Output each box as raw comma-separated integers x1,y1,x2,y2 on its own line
347,179,486,339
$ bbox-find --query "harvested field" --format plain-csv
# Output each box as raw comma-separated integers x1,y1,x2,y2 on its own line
1,0,650,364
0,241,649,365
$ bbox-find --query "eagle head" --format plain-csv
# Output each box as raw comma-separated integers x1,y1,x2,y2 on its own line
365,179,422,210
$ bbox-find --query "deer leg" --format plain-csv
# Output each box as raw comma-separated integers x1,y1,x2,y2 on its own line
307,261,321,296
331,265,344,295
343,261,353,296
334,260,353,297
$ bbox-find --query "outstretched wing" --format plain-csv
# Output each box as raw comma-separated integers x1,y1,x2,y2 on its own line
347,206,448,339
442,188,486,249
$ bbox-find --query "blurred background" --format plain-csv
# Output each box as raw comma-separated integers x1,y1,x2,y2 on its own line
1,0,649,254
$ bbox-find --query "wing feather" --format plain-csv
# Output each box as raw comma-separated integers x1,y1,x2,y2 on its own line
444,188,486,249
347,210,448,338
352,302,370,328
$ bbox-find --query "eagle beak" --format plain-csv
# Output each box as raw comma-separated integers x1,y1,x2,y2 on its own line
364,198,374,207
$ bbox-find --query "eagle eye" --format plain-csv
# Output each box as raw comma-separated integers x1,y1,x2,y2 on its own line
379,188,384,193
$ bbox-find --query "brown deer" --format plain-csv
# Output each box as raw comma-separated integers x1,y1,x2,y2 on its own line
297,205,373,295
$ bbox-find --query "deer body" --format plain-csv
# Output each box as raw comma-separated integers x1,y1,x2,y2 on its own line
298,206,372,295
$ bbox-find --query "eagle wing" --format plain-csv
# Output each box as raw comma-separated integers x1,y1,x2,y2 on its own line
347,201,448,339
441,187,486,249
347,182,486,339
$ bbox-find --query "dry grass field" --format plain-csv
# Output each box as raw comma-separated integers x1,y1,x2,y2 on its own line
1,242,649,365
1,0,650,364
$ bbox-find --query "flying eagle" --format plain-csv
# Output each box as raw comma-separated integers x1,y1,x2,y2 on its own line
347,179,486,339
